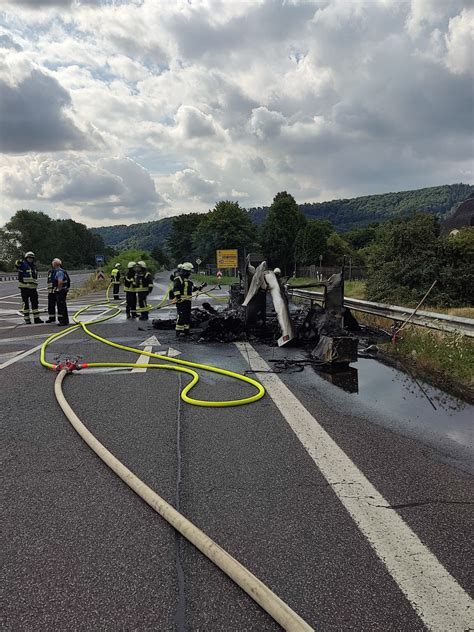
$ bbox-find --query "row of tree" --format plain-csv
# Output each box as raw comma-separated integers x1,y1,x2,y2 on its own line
165,192,362,274
0,210,110,270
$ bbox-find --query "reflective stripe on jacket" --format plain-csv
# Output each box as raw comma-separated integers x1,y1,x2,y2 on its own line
172,275,194,301
18,261,38,288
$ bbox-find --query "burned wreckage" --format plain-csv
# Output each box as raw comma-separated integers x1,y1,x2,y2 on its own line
153,255,361,369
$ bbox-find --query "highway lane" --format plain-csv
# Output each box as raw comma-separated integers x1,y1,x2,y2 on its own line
1,272,472,631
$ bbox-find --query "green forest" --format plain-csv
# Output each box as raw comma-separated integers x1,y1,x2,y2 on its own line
92,183,472,251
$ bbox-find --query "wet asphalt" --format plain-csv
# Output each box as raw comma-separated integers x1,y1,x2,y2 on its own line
1,273,472,631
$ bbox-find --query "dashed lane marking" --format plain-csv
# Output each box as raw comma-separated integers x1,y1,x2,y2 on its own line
235,341,473,632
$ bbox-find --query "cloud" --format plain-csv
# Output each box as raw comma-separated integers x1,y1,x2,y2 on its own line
172,168,220,203
174,105,218,139
248,107,286,141
0,0,471,225
0,69,94,153
0,155,166,223
0,33,22,51
445,8,474,75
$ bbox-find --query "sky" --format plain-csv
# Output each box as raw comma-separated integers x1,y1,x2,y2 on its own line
0,0,472,228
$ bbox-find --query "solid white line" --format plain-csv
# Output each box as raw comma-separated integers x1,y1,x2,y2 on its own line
0,328,75,370
235,341,473,631
131,345,152,373
0,306,113,370
0,292,21,300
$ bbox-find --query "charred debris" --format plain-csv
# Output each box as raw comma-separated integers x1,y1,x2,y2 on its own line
153,255,384,373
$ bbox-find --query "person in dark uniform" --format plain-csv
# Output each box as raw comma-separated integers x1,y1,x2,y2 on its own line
124,261,137,319
110,263,121,300
51,258,71,326
171,262,205,336
17,251,43,324
46,261,57,323
135,261,154,320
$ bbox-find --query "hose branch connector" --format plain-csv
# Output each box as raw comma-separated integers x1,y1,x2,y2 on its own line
54,360,82,373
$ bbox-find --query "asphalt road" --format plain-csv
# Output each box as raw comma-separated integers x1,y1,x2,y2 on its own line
1,272,472,631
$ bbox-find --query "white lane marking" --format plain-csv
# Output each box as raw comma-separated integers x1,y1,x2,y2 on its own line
131,345,152,373
0,306,113,370
140,335,161,346
0,328,74,370
167,347,181,357
0,292,21,300
0,350,25,363
235,341,473,631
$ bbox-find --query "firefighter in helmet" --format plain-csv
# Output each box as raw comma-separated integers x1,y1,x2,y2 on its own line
124,261,137,319
17,251,43,324
135,261,154,320
110,263,121,300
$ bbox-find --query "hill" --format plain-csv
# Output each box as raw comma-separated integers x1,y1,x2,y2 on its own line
92,217,173,251
92,183,473,250
249,183,473,231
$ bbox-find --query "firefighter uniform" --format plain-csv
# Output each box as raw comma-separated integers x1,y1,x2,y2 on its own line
52,262,71,326
111,264,121,300
124,262,138,318
173,270,194,335
17,252,42,324
46,267,57,322
135,261,154,320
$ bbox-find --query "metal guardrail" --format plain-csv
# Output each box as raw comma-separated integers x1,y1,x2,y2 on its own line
287,288,474,338
0,269,92,282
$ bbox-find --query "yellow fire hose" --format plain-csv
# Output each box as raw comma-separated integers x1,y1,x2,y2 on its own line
39,284,314,630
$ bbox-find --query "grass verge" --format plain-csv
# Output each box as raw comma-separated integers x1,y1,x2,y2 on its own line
357,312,474,402
68,274,109,299
192,273,238,286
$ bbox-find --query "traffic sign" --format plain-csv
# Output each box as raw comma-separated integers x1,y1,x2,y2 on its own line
95,254,105,266
196,257,202,265
216,249,238,268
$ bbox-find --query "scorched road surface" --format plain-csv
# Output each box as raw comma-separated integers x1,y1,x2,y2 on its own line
1,273,472,631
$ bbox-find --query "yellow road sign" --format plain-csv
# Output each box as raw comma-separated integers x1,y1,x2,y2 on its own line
216,249,238,268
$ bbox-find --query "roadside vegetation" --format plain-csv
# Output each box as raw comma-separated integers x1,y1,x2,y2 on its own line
68,274,109,300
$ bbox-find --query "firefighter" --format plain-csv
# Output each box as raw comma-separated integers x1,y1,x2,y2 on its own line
110,263,121,300
51,258,71,326
17,251,43,324
46,260,57,323
135,261,154,320
169,263,183,282
124,261,138,319
172,261,197,336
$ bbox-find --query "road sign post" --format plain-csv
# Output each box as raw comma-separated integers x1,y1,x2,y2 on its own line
216,249,238,270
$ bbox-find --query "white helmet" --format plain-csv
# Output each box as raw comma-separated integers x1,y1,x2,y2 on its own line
127,261,137,269
137,260,147,268
115,262,121,267
25,251,35,258
274,267,281,276
177,263,183,269
181,262,194,272
52,258,62,266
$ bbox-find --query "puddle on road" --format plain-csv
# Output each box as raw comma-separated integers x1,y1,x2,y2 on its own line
340,358,474,448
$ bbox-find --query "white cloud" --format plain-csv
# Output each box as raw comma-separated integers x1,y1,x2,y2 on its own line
445,8,474,75
0,0,471,227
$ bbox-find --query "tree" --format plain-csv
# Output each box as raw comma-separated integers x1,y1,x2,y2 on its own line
294,220,332,266
325,233,353,265
2,210,56,264
166,213,204,264
365,214,472,306
192,201,256,264
260,191,306,273
1,210,106,268
151,245,170,268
